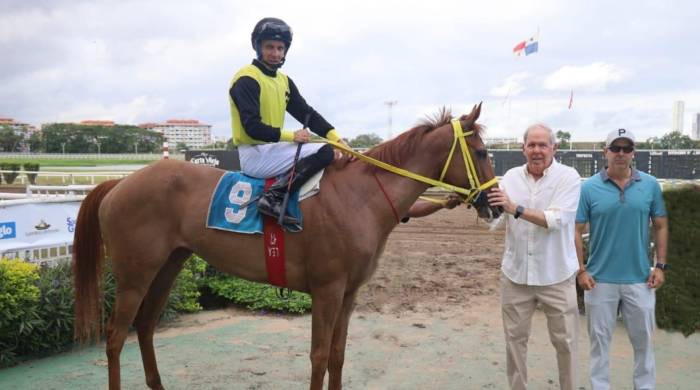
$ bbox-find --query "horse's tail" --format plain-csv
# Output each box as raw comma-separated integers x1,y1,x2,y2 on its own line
73,179,121,344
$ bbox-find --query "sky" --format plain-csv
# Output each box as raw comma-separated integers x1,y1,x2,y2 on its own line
2,0,699,142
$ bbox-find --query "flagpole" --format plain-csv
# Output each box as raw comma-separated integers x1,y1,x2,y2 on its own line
508,97,512,133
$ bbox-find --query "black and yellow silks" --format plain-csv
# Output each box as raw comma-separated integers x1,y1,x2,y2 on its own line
229,64,341,146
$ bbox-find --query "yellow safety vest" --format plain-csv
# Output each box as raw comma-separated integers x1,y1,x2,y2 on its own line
229,64,290,145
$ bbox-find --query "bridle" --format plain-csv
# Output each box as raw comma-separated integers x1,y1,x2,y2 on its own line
438,119,498,203
324,119,498,206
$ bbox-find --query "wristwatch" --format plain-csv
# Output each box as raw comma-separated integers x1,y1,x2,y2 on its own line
513,205,525,219
655,262,669,271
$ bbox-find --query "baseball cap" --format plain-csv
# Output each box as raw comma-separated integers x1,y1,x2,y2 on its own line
605,128,636,146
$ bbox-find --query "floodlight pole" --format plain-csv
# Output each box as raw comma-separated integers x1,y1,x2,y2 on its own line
384,100,398,139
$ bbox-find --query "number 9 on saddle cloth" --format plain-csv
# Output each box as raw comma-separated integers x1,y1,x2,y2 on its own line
206,169,324,234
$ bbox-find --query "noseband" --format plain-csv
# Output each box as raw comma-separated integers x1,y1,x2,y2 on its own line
438,120,498,204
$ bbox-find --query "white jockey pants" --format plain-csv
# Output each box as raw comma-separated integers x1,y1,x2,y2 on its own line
238,142,325,179
584,283,656,390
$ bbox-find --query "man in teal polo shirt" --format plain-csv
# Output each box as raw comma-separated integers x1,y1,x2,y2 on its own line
575,128,669,390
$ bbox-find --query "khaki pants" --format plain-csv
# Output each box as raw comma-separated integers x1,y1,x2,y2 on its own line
501,273,579,390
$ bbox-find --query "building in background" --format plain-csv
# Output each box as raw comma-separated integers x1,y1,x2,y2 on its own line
0,117,36,132
672,101,685,133
693,113,700,140
0,117,39,152
140,119,212,149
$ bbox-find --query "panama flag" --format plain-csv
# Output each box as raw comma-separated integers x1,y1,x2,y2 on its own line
513,30,539,56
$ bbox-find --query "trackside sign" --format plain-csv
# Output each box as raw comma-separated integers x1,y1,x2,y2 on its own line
0,222,16,239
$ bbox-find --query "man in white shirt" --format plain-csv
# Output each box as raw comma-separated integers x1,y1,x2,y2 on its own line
488,123,582,390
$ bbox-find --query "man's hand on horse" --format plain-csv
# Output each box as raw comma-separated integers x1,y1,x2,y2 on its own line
486,187,516,215
442,193,462,209
293,128,312,143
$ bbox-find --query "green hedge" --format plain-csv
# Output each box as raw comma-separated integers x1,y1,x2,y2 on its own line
0,255,311,367
0,259,41,366
1,162,21,184
656,185,700,336
206,272,312,314
22,163,40,185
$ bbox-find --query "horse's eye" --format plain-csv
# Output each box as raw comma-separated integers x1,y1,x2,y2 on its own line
475,149,488,159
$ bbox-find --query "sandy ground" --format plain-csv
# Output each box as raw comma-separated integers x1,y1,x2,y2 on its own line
1,208,698,389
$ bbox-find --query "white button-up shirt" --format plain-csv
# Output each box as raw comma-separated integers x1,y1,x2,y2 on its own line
500,160,581,286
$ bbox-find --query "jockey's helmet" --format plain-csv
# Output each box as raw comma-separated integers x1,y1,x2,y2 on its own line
251,17,293,66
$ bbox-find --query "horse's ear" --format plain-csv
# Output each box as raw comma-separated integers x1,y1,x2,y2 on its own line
469,102,482,121
474,101,482,120
461,102,482,128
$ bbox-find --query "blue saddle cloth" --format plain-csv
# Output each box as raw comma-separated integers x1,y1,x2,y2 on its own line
206,172,302,234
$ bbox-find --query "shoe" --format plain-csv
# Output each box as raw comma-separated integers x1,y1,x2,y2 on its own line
257,149,331,226
257,189,300,225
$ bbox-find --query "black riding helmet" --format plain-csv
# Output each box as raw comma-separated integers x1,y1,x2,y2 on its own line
251,17,293,69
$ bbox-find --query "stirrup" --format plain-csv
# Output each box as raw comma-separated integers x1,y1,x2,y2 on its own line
259,208,299,225
258,196,299,225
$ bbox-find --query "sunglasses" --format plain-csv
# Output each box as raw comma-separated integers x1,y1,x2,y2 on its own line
608,145,634,153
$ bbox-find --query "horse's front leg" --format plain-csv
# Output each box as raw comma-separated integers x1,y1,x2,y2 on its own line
309,279,346,390
328,290,358,390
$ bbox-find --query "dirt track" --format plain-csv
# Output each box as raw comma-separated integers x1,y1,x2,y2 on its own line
356,207,503,315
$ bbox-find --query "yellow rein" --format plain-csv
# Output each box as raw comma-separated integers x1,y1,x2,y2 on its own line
324,119,498,203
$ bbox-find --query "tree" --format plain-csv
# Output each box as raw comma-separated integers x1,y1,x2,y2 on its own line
28,132,43,152
201,140,229,150
349,133,383,148
555,130,571,149
40,123,165,153
655,131,695,149
0,125,24,152
175,142,190,152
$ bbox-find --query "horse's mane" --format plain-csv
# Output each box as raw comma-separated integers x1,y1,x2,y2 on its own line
363,107,483,171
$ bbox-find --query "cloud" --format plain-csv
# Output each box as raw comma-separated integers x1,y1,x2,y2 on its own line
481,89,700,142
543,62,631,92
53,96,167,125
490,72,531,98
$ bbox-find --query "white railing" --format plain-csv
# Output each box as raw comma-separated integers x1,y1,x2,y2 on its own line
0,184,95,206
1,243,72,267
658,178,700,190
27,184,95,196
1,169,133,185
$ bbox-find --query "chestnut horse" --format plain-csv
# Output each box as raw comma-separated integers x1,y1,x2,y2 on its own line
73,104,501,390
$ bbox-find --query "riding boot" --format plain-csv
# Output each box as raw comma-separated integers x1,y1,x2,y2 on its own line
257,173,299,225
258,145,334,225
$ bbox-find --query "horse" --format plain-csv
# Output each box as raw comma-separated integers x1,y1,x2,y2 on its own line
72,103,501,390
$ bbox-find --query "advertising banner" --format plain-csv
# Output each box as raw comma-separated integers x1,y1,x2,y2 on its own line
185,150,240,171
0,201,80,253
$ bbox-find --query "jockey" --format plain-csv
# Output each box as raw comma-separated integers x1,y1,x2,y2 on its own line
229,17,348,225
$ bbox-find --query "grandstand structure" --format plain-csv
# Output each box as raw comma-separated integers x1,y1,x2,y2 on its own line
491,150,700,180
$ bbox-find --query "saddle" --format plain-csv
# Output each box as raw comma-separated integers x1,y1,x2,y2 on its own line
206,170,323,234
